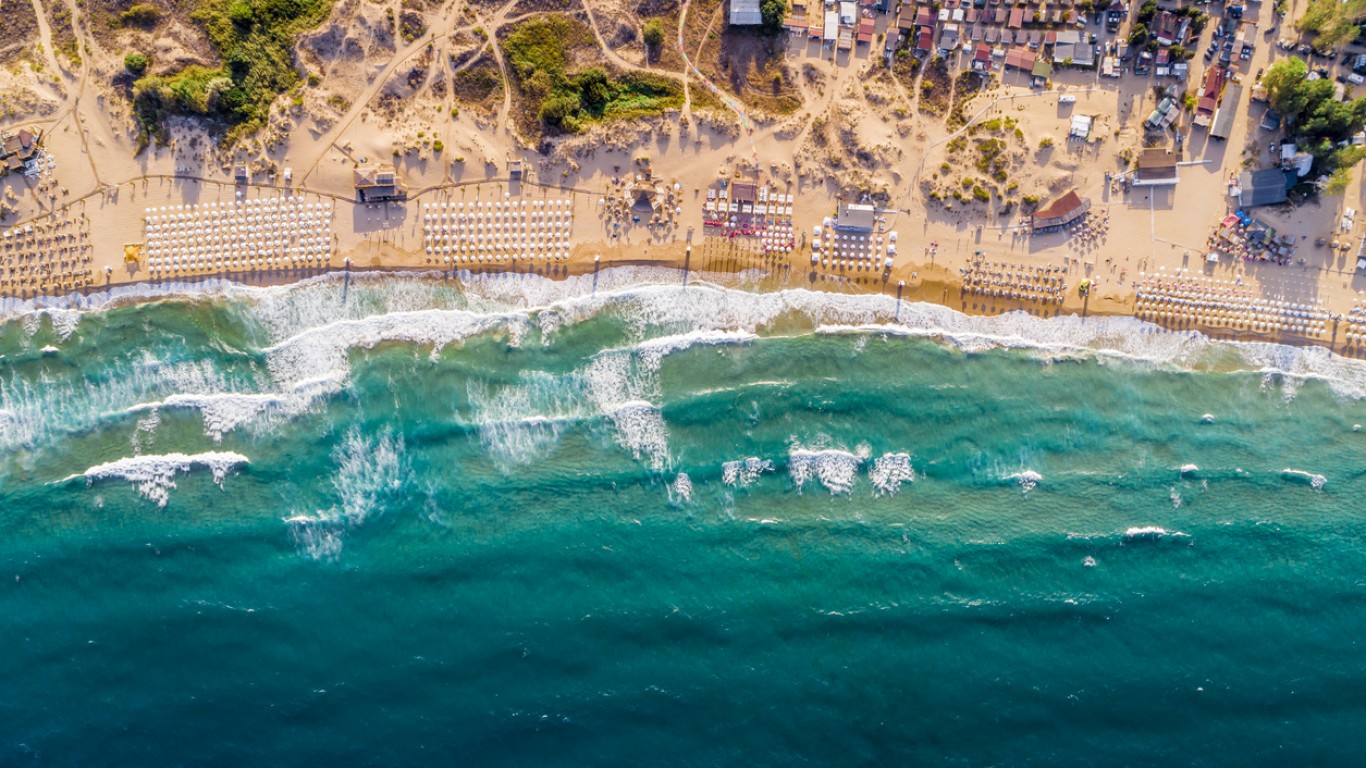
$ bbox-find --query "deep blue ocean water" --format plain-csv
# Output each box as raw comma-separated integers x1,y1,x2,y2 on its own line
1,271,1364,765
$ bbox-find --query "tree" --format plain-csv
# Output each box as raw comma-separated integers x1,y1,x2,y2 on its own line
643,18,664,49
1301,96,1366,141
576,66,611,113
1128,23,1148,48
124,52,148,76
539,93,581,126
1263,57,1314,121
760,0,786,32
1297,0,1366,49
1136,0,1157,24
1325,166,1353,195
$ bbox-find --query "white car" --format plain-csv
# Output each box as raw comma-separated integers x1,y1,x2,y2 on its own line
1059,95,1076,104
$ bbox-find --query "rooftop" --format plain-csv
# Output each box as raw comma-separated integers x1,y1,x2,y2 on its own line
1238,168,1293,207
730,0,763,25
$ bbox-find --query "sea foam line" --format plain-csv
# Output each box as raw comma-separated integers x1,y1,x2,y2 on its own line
60,451,249,508
13,268,1366,401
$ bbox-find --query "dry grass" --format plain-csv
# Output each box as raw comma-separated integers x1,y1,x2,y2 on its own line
0,0,40,65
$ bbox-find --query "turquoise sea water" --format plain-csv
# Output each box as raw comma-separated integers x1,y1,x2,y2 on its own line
2,271,1365,765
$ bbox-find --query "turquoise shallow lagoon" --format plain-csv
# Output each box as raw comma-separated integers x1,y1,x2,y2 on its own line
2,272,1364,765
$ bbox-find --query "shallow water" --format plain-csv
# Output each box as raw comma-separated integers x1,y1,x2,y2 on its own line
2,271,1365,765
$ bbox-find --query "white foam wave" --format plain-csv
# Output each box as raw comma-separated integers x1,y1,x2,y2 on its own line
722,457,774,486
65,451,248,508
120,391,300,442
604,400,671,471
869,452,914,496
582,352,670,471
634,329,757,371
1008,470,1042,493
1281,469,1327,489
1179,464,1199,475
1,355,242,451
1123,525,1187,540
287,428,409,560
789,448,862,494
671,472,693,503
264,307,524,389
466,374,588,467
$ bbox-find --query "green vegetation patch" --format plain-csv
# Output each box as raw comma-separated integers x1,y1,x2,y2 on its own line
1297,0,1366,50
1263,56,1366,191
132,0,335,144
503,14,682,134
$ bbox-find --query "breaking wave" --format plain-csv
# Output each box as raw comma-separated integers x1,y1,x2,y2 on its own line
722,457,774,487
869,453,915,496
287,427,410,560
789,448,863,495
63,451,248,508
1281,469,1327,490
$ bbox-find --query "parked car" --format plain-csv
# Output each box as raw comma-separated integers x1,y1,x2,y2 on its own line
1299,44,1314,56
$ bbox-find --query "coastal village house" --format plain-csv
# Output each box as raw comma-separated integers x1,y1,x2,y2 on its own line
1030,190,1090,232
729,0,762,25
0,128,41,175
353,162,408,203
835,202,877,232
1133,148,1180,186
1235,169,1294,208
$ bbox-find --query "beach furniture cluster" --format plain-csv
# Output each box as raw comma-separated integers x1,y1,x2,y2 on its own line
1208,211,1299,265
702,183,794,249
1134,272,1332,336
422,198,573,262
0,213,93,295
1340,301,1366,344
960,260,1066,304
704,188,793,219
809,225,895,271
142,197,333,276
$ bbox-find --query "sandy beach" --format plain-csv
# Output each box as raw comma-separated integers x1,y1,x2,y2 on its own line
4,0,1366,358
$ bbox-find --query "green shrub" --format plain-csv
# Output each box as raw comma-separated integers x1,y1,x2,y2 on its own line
643,18,664,48
124,52,148,76
228,0,253,24
120,2,161,25
432,139,443,152
505,15,681,132
132,0,336,143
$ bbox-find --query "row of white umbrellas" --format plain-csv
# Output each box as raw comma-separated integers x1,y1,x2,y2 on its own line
428,251,569,262
423,199,571,210
147,250,330,274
